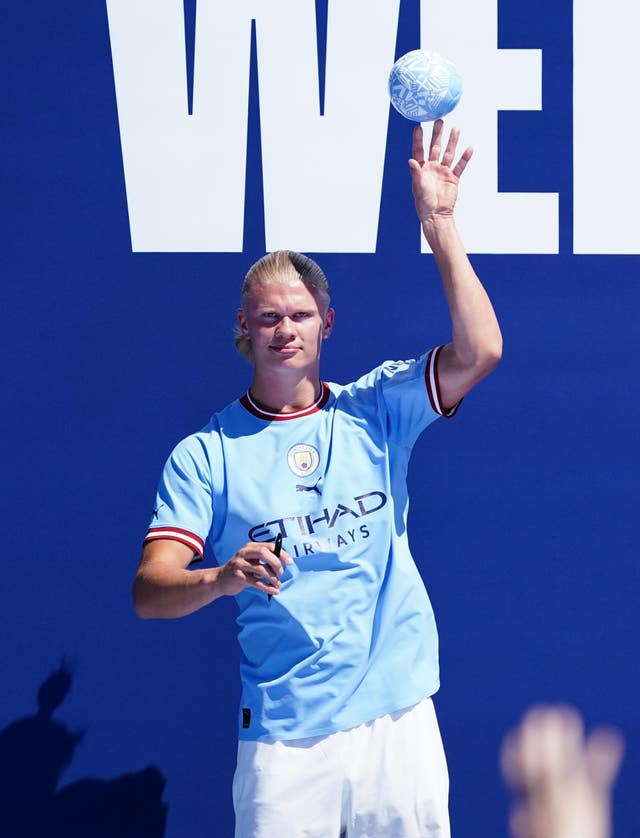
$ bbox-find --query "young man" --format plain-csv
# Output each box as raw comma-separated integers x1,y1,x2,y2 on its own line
134,121,502,837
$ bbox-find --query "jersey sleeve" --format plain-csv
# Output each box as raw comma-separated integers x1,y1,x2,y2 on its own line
378,346,461,445
143,435,213,561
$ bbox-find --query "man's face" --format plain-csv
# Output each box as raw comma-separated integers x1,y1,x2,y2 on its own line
237,279,334,373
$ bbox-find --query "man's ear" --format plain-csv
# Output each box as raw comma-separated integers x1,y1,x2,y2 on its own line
237,308,249,336
322,308,335,339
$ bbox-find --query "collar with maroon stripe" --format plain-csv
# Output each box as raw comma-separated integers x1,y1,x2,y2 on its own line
240,382,331,421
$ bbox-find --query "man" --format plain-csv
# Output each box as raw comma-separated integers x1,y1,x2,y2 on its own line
133,120,502,837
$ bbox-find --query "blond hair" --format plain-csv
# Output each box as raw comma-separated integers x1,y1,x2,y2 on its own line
235,251,331,361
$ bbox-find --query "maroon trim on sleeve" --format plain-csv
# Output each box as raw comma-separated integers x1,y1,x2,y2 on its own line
425,345,461,418
143,526,205,558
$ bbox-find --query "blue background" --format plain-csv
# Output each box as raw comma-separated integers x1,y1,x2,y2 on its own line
2,1,638,835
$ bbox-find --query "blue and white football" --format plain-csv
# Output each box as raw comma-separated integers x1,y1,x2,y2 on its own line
388,49,462,122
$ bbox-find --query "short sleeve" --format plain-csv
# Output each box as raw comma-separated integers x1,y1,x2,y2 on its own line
378,346,460,445
143,435,214,560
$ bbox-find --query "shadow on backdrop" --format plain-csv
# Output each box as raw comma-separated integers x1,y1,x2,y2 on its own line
0,659,167,837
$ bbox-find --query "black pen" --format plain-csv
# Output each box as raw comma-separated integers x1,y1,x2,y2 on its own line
268,532,283,602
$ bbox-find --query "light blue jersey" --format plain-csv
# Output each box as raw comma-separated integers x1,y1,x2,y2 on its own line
145,347,457,741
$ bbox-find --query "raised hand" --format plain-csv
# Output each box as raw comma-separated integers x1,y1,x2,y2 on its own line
501,705,624,838
408,119,472,224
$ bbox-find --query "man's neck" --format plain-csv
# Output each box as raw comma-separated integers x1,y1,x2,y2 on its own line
248,370,322,414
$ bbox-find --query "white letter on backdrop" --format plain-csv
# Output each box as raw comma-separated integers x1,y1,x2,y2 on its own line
106,0,399,252
106,0,252,252
573,0,640,253
420,0,558,253
258,1,399,252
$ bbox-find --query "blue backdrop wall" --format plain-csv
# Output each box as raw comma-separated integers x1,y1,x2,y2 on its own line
2,1,639,836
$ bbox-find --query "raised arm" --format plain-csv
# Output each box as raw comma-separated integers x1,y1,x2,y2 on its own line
409,120,502,409
133,539,292,619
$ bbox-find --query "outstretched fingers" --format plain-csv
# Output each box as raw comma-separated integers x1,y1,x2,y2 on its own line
411,124,425,165
452,145,473,178
440,126,460,167
420,120,473,177
428,118,444,162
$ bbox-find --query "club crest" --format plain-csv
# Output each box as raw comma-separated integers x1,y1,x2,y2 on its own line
287,443,320,477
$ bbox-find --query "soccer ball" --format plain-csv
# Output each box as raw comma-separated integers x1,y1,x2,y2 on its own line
388,49,462,122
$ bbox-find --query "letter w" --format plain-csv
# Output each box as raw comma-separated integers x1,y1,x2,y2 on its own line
106,0,399,252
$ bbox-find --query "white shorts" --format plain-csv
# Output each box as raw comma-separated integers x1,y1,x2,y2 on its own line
232,697,450,838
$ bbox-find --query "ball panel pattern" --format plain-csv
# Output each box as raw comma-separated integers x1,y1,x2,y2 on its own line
389,49,462,122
